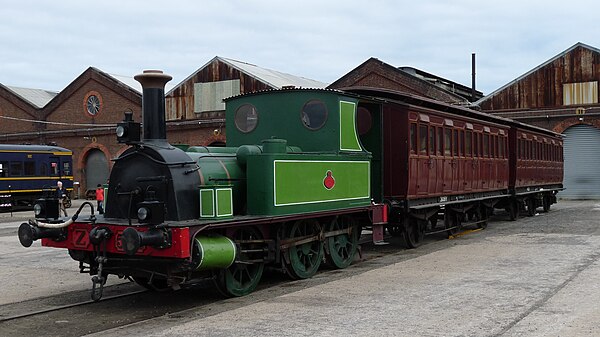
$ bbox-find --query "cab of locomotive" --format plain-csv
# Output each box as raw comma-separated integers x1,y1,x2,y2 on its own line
223,89,375,216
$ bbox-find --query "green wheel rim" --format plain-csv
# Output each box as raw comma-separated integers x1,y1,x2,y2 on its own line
326,216,359,269
214,227,264,297
285,219,323,279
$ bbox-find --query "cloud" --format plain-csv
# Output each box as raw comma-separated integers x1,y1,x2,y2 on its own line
0,0,599,95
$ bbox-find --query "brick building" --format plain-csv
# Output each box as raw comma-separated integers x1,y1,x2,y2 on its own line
475,42,600,198
0,58,326,196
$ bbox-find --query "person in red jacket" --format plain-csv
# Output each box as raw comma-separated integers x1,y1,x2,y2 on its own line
96,184,104,214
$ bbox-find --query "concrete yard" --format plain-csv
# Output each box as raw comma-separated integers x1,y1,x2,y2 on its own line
87,200,600,337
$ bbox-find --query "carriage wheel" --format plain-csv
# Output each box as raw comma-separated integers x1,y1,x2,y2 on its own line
476,206,488,229
284,219,323,279
506,201,518,221
542,196,551,213
526,198,536,217
325,216,360,269
445,212,461,238
404,218,425,249
214,226,264,297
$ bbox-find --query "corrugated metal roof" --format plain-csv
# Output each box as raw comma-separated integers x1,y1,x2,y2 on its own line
106,72,175,94
106,73,142,93
5,86,58,108
220,57,328,89
167,56,327,95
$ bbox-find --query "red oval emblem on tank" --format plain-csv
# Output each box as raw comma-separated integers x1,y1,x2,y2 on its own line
323,170,335,190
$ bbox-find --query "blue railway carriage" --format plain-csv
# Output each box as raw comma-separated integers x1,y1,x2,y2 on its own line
0,144,73,210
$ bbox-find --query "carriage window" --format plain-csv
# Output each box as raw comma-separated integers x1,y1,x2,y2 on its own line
453,130,458,156
301,100,328,130
357,107,372,136
419,125,428,154
500,137,505,158
474,133,479,158
532,141,537,160
0,162,7,177
466,131,472,157
483,135,489,157
478,133,483,157
436,127,443,156
234,104,258,133
24,161,36,176
459,130,465,156
63,162,71,176
520,140,525,159
10,162,23,176
491,135,496,158
444,128,452,155
40,162,48,176
410,123,417,154
429,127,435,154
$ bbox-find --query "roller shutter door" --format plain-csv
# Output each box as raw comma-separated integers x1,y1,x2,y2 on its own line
85,149,109,194
561,124,600,199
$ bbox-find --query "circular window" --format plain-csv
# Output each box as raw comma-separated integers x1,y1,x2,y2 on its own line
234,104,258,133
83,92,103,116
357,107,373,135
301,100,328,130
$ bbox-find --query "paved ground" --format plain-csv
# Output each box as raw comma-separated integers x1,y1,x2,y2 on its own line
90,200,600,337
2,200,599,336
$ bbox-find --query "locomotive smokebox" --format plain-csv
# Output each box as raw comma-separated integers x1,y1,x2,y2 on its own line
134,70,172,143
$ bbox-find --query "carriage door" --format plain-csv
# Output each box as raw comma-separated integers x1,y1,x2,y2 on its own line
442,122,453,193
85,149,109,195
417,117,430,195
464,126,473,191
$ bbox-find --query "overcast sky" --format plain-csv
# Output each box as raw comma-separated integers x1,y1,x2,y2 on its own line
1,0,598,95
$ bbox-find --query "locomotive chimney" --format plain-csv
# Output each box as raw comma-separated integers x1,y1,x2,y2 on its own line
134,70,172,143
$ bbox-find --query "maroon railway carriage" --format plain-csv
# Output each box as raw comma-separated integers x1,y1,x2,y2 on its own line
348,87,562,248
505,122,564,219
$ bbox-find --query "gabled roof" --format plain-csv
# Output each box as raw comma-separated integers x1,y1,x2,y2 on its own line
167,56,327,95
329,57,469,105
476,42,600,105
42,67,141,118
4,86,58,108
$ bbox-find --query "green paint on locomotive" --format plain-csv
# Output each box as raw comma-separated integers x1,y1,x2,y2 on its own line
224,89,368,153
183,89,373,218
339,101,362,151
273,160,370,206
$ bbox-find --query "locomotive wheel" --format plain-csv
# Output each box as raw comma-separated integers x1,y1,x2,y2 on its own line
404,218,425,249
325,216,360,269
133,276,170,291
526,198,536,217
284,219,324,279
214,226,265,297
